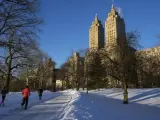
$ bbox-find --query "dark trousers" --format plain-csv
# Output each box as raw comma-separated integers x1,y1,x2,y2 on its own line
1,95,6,104
38,93,42,100
39,95,42,100
21,97,28,109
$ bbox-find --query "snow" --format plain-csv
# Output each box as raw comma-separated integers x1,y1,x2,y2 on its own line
0,89,160,120
0,90,63,119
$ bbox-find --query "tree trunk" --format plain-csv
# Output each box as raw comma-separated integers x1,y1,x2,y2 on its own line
4,56,12,91
97,79,100,91
76,77,80,91
62,79,64,90
34,82,35,90
76,79,79,91
5,72,11,92
76,86,79,91
86,77,88,94
39,78,42,89
123,80,128,104
83,79,85,90
26,67,29,85
4,41,13,92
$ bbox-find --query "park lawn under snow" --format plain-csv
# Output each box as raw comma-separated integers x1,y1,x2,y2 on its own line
70,88,160,120
0,90,63,118
0,88,160,120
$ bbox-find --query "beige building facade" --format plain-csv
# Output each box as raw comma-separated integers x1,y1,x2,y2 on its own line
105,5,126,48
89,15,104,51
89,5,126,51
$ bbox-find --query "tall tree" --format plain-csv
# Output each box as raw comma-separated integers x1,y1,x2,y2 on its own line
84,50,105,92
136,47,160,88
0,32,44,90
100,30,141,104
0,0,41,38
0,0,42,91
58,62,73,89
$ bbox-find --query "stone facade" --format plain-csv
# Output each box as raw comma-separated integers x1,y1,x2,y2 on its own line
105,5,126,48
89,15,104,51
89,5,126,51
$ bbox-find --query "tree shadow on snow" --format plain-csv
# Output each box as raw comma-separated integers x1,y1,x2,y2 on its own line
129,89,160,103
71,92,160,120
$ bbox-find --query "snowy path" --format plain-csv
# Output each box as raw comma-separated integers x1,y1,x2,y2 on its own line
0,90,78,120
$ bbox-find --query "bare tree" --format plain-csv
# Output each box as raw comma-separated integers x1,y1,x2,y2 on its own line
136,47,160,88
67,56,80,90
36,58,56,91
58,62,73,89
100,30,141,104
0,0,42,39
0,0,42,91
18,54,46,91
0,32,44,91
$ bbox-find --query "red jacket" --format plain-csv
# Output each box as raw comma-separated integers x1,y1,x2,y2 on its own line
22,88,30,98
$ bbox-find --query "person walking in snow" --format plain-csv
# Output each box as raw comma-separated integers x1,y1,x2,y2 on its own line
21,85,30,109
38,88,43,100
0,87,8,106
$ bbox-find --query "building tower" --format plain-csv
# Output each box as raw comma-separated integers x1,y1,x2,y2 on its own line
105,5,126,48
89,14,104,51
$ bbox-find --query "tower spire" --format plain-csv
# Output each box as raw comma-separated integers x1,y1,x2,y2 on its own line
111,4,115,9
111,0,115,9
94,13,98,21
95,13,98,20
95,13,98,17
89,13,104,50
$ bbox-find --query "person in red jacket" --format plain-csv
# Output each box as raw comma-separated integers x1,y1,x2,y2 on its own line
21,85,30,109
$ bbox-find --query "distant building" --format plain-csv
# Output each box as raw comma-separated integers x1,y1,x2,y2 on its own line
86,4,160,88
89,14,104,51
67,52,85,89
105,5,126,48
37,58,56,90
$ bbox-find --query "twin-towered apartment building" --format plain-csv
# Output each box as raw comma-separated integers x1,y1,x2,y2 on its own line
89,4,160,58
68,5,160,87
89,5,126,50
88,4,160,87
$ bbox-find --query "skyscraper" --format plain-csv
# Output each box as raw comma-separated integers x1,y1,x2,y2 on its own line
89,14,104,51
105,5,126,48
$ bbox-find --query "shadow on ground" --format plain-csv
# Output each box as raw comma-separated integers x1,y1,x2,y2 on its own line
129,89,160,103
71,92,160,120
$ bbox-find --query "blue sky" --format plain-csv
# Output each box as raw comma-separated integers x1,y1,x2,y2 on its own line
39,0,160,68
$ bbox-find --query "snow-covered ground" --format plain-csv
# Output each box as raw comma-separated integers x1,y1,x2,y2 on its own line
0,90,63,119
67,88,160,120
0,89,160,120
